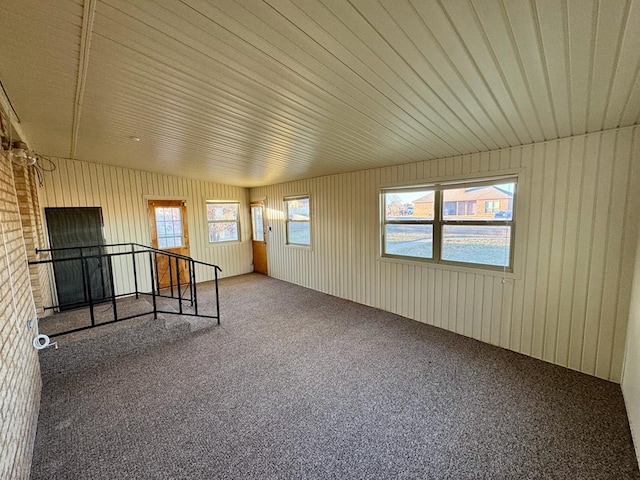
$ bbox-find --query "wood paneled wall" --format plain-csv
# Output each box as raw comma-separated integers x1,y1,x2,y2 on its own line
623,213,640,461
39,158,253,295
251,127,640,382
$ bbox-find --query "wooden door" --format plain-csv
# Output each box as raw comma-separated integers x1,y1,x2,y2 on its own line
250,201,268,275
148,200,190,289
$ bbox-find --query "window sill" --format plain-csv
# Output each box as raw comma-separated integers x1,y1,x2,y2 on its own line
378,255,519,280
207,240,242,247
285,243,312,251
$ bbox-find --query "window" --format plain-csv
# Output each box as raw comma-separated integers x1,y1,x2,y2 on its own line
155,207,184,248
206,201,240,243
285,195,310,246
484,200,500,214
382,177,516,270
251,204,264,241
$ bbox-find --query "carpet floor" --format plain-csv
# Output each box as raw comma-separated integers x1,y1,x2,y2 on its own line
30,273,640,479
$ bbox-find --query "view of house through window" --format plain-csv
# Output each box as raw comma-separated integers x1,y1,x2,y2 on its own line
206,201,240,243
383,178,516,269
285,196,311,246
384,189,435,260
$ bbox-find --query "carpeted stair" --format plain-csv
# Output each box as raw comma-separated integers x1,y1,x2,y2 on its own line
37,293,217,377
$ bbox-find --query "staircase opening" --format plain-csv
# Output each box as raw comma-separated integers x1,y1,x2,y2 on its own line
29,243,221,338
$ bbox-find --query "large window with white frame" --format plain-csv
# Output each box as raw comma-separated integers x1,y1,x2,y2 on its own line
206,201,240,243
284,195,311,246
382,177,516,270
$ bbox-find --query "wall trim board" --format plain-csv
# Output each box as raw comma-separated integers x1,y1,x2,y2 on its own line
143,194,188,201
377,256,518,280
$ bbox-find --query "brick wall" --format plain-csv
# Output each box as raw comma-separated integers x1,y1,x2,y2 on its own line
13,165,52,316
0,152,42,479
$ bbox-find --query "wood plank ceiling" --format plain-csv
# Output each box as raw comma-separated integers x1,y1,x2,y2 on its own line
1,0,639,187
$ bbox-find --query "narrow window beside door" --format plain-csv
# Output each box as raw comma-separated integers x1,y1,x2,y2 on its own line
251,205,264,241
250,201,268,275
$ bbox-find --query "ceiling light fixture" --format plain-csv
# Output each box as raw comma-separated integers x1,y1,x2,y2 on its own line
9,140,37,166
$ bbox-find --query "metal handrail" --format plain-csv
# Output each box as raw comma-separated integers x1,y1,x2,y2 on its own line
31,243,222,337
36,242,222,271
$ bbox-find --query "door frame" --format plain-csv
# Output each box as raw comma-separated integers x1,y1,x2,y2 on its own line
147,198,190,289
250,199,268,275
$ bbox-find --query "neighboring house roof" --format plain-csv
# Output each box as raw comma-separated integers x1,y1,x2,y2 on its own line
413,186,512,204
413,192,435,203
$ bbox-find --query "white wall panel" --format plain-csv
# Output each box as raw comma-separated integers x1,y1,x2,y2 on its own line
251,127,640,382
39,158,252,296
622,206,640,464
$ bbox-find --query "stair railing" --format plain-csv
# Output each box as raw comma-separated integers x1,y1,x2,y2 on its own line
30,242,222,337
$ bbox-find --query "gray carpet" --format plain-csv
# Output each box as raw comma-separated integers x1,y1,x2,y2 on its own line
30,273,640,479
38,286,199,338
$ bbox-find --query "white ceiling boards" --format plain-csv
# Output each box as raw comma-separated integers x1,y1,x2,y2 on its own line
1,0,640,187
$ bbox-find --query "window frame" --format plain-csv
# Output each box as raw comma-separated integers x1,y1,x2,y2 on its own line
284,195,311,247
381,176,517,272
205,200,241,244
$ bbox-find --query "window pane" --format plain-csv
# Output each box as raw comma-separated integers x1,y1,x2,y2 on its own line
288,221,310,245
251,206,264,241
155,207,184,248
286,198,309,221
207,203,239,221
442,225,511,267
209,222,239,242
442,183,514,221
384,224,433,259
158,236,181,248
385,191,433,221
